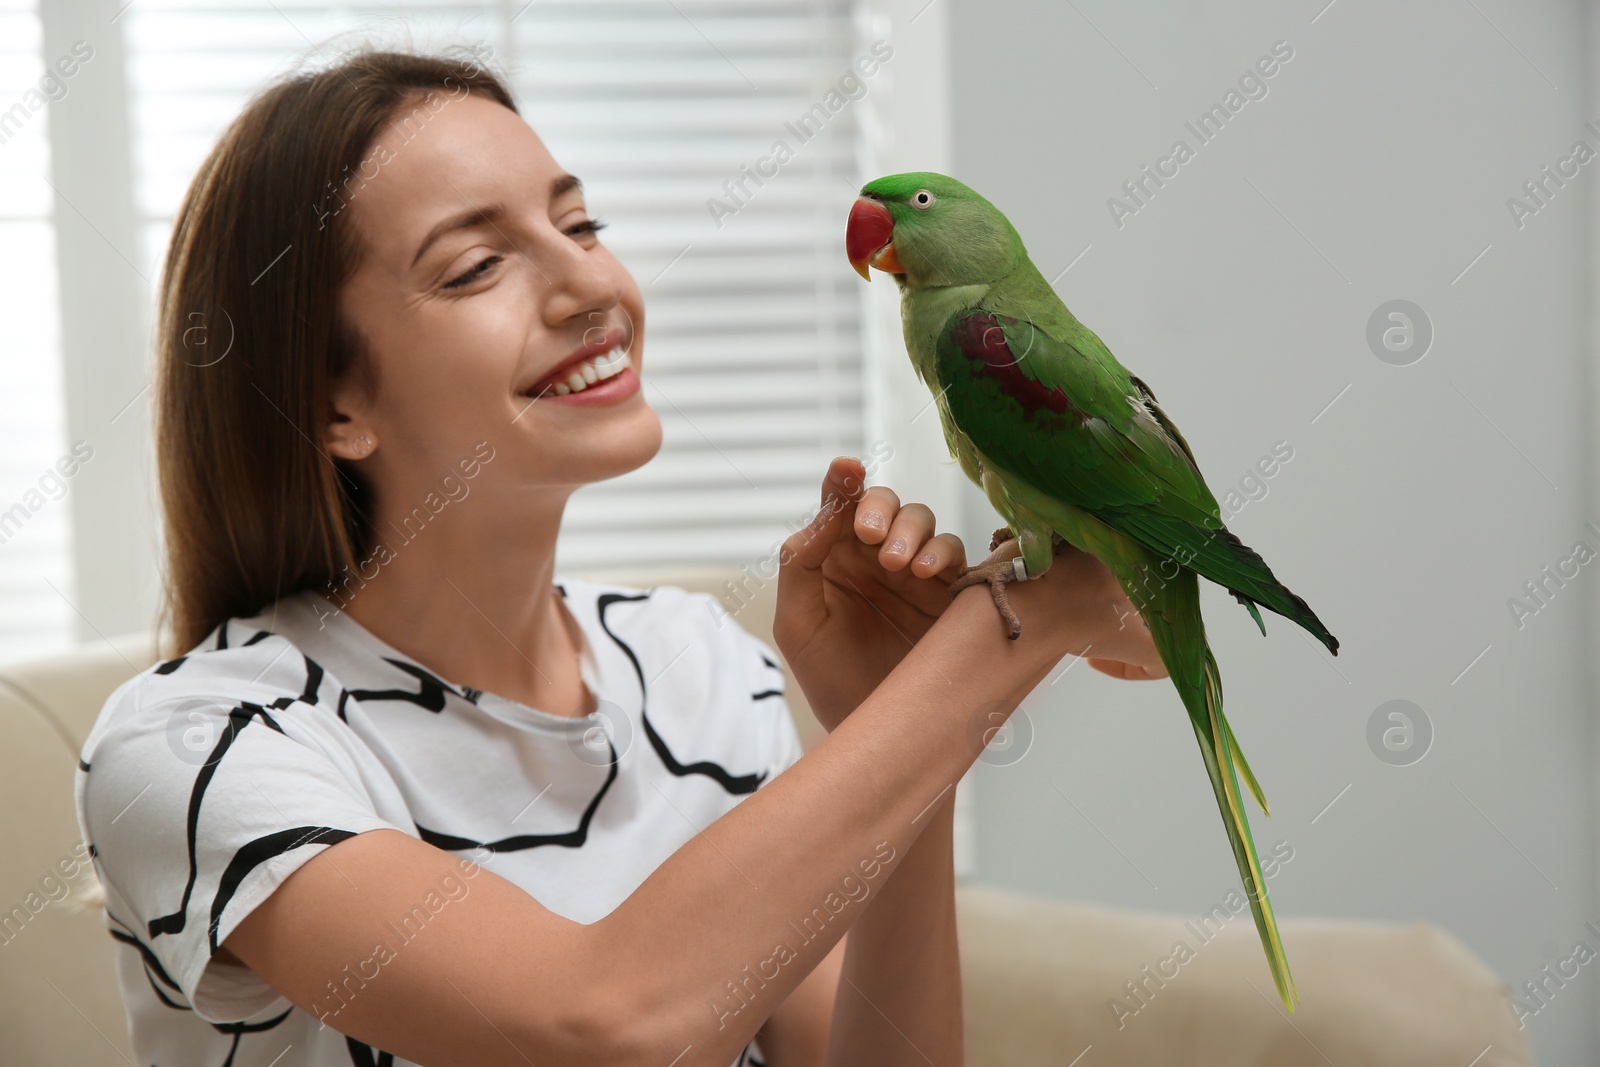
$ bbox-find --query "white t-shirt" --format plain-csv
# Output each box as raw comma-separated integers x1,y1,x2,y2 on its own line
74,577,805,1067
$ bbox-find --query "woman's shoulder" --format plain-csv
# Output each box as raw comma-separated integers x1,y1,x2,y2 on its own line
85,597,349,762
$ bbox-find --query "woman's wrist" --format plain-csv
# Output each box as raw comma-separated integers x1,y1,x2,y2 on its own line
933,582,1069,685
799,584,1064,734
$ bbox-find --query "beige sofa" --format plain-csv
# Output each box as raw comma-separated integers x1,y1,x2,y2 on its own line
0,571,1531,1066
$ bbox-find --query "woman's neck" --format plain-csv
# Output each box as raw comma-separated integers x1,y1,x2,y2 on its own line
338,484,592,717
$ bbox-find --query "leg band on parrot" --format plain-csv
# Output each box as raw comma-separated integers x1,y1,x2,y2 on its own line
1012,557,1029,582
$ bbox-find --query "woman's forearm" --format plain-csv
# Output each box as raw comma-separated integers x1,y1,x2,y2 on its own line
593,587,1051,1066
826,797,961,1066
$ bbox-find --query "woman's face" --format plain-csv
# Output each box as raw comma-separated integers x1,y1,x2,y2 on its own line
333,89,661,505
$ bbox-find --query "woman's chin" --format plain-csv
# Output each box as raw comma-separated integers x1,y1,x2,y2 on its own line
526,403,663,485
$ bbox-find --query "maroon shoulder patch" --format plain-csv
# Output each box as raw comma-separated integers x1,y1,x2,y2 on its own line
949,312,1081,417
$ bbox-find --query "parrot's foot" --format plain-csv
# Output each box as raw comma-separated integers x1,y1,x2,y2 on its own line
989,526,1016,553
950,556,1027,640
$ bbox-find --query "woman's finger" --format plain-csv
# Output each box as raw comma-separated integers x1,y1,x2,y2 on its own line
910,531,966,579
877,502,936,571
853,485,901,545
1087,657,1169,681
823,455,867,503
777,461,862,642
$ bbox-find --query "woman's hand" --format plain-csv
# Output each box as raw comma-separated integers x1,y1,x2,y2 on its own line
774,457,1168,733
774,457,969,731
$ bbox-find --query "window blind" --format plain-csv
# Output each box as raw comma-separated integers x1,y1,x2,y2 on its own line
123,0,875,574
0,0,75,662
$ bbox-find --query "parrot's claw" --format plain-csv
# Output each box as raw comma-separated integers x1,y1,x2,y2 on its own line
950,557,1026,640
989,526,1016,553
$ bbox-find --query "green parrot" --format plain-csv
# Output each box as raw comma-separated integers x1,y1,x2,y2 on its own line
845,171,1339,1012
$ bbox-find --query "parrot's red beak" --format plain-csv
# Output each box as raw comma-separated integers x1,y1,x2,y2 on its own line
846,197,905,280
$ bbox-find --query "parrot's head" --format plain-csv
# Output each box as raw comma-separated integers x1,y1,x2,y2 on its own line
846,171,1023,289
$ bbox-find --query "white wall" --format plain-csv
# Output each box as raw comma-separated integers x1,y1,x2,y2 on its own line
942,2,1595,1063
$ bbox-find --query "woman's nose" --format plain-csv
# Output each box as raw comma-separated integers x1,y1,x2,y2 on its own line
541,239,622,324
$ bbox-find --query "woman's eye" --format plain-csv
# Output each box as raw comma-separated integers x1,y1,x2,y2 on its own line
442,255,503,290
566,217,608,238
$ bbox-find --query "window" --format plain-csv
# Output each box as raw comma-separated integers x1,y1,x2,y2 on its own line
0,0,73,662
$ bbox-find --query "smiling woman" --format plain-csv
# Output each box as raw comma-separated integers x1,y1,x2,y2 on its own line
69,47,1163,1067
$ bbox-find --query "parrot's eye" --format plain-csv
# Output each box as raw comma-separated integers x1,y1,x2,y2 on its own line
911,189,936,209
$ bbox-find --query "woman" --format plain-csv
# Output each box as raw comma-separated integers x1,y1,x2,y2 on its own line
73,50,1163,1067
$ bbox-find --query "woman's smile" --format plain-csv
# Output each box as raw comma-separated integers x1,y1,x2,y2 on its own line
519,323,641,407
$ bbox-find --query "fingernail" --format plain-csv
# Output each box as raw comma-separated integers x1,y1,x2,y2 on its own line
887,537,907,555
916,552,937,567
860,511,885,531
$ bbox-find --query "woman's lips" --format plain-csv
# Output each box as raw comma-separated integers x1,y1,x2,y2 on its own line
542,361,640,407
520,331,640,408
522,327,629,393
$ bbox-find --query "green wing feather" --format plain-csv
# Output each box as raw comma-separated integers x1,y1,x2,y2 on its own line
934,297,1338,656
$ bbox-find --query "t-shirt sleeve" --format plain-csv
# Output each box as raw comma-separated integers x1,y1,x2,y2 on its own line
75,640,408,1024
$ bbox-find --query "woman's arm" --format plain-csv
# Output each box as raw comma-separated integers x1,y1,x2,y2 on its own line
758,935,847,1065
224,583,1074,1067
826,795,961,1066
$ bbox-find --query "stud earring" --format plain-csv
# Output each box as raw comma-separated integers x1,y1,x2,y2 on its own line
354,434,372,456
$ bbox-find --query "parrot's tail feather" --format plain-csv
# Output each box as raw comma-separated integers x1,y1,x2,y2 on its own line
1198,647,1297,1009
1137,566,1298,1013
1234,593,1268,638
1225,714,1270,816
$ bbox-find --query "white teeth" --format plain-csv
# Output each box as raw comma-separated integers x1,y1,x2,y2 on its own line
542,347,629,396
593,347,629,380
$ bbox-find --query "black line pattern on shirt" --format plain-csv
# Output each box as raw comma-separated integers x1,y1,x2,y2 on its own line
148,702,288,940
596,591,766,796
750,689,784,702
208,826,358,953
155,627,271,678
339,658,459,717
414,738,619,854
346,1035,396,1067
200,1006,293,1067
138,958,191,1011
108,911,187,1008
212,1006,293,1035
298,653,326,705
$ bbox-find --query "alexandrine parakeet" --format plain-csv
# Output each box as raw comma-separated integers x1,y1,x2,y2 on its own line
845,171,1339,1012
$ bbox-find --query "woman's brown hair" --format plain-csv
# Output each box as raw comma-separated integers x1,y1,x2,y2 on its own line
156,49,516,651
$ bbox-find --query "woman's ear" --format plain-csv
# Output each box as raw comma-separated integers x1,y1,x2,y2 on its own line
324,381,378,461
